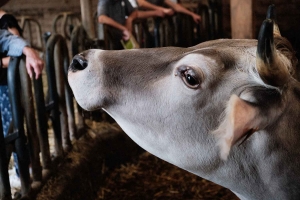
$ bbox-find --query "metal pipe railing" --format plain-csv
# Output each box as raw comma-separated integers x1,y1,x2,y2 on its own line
7,56,31,197
32,70,52,173
21,17,52,181
0,14,90,199
52,12,81,40
0,34,75,198
20,16,44,52
18,59,43,183
45,33,66,156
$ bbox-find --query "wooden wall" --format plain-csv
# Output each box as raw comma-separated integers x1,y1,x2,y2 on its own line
2,0,99,36
229,0,300,39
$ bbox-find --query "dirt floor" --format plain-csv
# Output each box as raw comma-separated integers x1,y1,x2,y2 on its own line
34,121,239,200
96,151,239,200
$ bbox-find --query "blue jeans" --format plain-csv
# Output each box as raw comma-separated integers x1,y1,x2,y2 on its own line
0,85,12,136
0,85,19,176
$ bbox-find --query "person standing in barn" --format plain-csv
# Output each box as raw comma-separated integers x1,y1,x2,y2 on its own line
97,0,167,50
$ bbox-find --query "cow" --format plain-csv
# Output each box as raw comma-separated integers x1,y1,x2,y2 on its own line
67,6,300,200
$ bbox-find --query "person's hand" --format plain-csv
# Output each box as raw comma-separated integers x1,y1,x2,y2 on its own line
155,9,166,18
1,57,10,68
163,8,174,16
192,14,201,24
122,29,131,41
22,46,44,79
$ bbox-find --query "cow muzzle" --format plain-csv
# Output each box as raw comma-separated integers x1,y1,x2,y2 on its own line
69,54,88,72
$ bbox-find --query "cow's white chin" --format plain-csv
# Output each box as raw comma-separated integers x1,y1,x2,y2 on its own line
68,87,101,112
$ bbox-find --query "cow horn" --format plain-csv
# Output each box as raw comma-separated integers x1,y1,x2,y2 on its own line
266,4,281,37
256,19,289,86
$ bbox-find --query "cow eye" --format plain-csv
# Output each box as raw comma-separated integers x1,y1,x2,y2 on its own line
179,67,200,89
185,74,198,86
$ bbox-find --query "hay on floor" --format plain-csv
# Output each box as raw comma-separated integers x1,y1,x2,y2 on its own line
97,152,238,200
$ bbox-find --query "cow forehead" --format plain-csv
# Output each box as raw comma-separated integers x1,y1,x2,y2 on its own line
184,47,256,72
191,39,257,62
176,53,226,76
193,38,257,49
178,53,217,65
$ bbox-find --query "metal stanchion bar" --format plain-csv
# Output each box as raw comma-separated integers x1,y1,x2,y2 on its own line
45,34,65,157
7,56,31,197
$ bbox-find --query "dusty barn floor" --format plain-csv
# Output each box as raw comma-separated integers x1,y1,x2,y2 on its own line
34,119,238,200
96,151,239,200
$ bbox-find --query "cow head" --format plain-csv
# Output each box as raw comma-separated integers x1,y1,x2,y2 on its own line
68,5,300,199
214,15,298,160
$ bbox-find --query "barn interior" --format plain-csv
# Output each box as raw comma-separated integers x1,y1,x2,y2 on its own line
0,0,299,199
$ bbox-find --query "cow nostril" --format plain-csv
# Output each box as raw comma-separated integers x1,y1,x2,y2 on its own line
69,55,88,72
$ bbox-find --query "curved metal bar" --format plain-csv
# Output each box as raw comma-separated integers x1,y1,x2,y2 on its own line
53,36,72,151
52,12,81,40
71,25,88,55
18,59,43,183
46,32,78,153
20,16,44,52
32,71,52,171
45,34,65,157
7,56,31,197
62,36,77,140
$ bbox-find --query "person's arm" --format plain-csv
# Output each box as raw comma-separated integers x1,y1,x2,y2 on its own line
125,11,138,34
1,57,10,68
125,9,165,33
0,9,6,18
97,0,133,41
97,11,165,40
0,14,22,68
136,10,165,19
98,15,131,41
97,0,128,32
125,9,166,34
0,29,28,57
137,0,174,15
164,0,201,23
22,46,44,79
98,15,128,32
0,30,44,79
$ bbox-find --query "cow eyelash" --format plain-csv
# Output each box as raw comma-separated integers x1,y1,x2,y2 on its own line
177,66,201,89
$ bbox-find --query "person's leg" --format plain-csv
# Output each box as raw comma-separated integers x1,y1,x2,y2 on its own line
0,85,12,137
0,85,19,177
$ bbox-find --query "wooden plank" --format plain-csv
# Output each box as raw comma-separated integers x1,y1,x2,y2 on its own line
230,0,253,39
80,0,96,38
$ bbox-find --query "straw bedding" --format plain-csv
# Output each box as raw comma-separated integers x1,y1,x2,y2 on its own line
97,151,238,200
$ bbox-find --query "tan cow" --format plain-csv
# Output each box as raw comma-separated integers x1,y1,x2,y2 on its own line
68,6,300,200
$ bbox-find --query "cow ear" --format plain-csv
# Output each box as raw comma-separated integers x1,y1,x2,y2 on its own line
213,94,264,160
